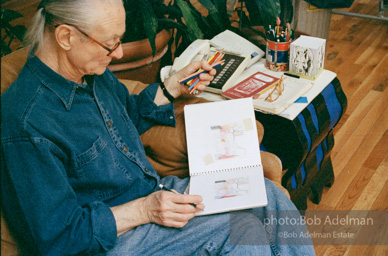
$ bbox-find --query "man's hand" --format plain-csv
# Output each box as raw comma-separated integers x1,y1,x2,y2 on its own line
142,190,204,228
111,191,204,236
154,60,216,105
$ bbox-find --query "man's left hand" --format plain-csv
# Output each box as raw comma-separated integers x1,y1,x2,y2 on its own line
164,60,217,98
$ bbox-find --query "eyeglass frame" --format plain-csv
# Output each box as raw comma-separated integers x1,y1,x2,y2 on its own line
54,23,121,56
265,76,285,102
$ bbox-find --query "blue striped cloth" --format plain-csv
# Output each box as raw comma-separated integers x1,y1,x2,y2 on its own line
257,78,347,209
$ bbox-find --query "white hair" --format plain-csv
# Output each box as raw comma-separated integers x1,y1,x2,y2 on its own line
24,0,123,54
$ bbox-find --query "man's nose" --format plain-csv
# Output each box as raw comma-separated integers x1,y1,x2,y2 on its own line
110,44,123,59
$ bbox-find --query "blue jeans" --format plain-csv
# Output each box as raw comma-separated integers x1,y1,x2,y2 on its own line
101,177,315,256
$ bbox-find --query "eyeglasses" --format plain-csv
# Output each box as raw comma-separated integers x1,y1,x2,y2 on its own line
265,76,285,102
55,24,121,56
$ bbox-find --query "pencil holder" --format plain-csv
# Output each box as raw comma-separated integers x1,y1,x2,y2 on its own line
265,39,292,72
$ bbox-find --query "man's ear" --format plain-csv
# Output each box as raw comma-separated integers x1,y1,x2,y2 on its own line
55,25,73,51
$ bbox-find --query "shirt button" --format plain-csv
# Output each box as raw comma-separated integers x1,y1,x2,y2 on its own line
123,146,128,152
170,116,173,119
108,121,113,127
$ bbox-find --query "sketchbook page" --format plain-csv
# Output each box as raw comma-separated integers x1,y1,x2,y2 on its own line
210,30,265,68
190,166,267,216
184,98,261,176
252,77,313,114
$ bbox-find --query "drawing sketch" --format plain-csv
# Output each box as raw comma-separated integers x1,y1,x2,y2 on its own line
214,177,249,199
210,121,247,160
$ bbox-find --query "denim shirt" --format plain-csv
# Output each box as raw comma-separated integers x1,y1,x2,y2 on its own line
1,56,176,255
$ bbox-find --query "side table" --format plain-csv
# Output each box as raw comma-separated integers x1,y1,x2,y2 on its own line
256,77,347,210
197,63,348,210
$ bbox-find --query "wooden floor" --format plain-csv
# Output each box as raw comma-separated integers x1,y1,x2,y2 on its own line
308,1,388,255
2,0,387,255
195,1,388,255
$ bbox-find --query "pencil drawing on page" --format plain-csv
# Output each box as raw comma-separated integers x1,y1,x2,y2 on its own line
214,177,250,199
208,120,248,161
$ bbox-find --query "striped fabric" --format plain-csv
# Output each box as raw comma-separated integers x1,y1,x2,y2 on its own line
256,78,347,210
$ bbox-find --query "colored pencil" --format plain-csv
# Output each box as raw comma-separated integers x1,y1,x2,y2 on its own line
179,60,224,85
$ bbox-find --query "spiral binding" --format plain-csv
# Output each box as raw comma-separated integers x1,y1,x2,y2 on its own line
191,164,261,176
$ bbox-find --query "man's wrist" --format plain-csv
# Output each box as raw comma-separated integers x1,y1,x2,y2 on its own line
159,82,175,102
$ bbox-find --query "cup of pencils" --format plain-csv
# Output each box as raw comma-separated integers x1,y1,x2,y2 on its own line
265,19,294,72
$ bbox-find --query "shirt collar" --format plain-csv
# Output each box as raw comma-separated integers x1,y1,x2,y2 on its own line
27,55,91,111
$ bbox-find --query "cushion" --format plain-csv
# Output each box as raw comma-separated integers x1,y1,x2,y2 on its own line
1,47,29,94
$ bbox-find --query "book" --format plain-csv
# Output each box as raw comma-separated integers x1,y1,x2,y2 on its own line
220,70,313,115
184,98,268,216
251,76,313,114
222,72,281,99
205,52,251,94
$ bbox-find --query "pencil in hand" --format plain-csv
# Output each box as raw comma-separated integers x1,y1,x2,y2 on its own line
178,60,224,85
159,184,197,208
189,60,224,94
179,50,225,96
187,50,224,86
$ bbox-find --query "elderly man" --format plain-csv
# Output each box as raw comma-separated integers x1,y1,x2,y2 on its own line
1,0,315,255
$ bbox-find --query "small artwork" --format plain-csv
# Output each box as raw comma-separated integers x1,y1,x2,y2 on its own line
317,44,325,71
289,35,326,79
290,46,315,76
209,119,250,160
214,177,249,199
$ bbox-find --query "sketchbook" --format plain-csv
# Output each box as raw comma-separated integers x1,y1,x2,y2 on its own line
184,98,268,216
